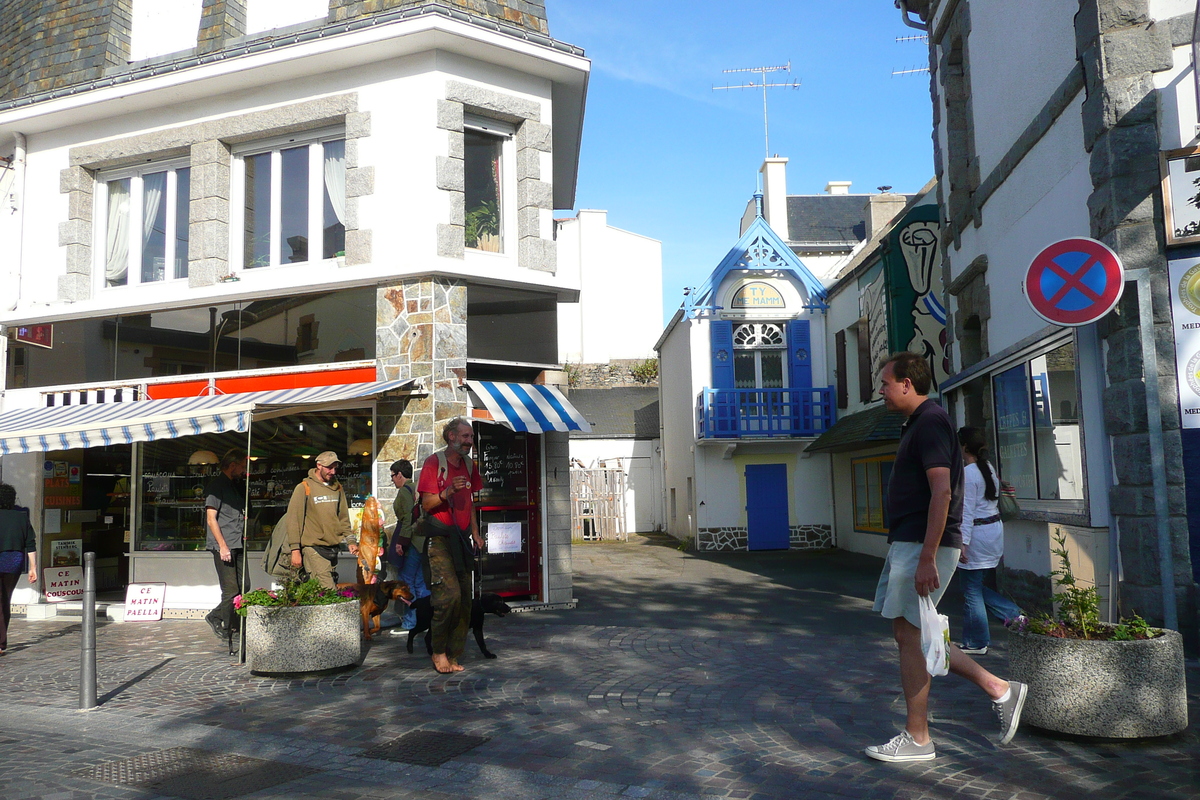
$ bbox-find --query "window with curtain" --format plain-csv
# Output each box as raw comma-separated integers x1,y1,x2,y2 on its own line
464,118,510,253
732,323,786,389
852,456,893,534
234,129,346,269
99,161,191,288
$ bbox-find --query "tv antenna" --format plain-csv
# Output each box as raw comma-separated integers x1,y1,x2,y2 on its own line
892,66,930,77
713,61,801,159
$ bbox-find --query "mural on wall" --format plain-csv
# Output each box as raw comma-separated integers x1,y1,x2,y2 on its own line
860,265,888,380
884,205,948,387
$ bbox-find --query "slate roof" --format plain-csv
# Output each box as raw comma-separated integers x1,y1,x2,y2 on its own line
566,388,660,439
785,195,914,251
803,403,906,453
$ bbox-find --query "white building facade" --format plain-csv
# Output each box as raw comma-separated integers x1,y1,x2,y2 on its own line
0,0,590,613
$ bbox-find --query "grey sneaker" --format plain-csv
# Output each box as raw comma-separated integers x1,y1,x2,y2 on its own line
957,643,988,655
864,731,936,762
994,681,1027,744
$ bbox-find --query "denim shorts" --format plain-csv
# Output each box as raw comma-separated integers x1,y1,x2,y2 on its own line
872,541,961,628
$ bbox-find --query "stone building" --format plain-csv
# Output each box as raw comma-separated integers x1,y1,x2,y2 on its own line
894,0,1199,640
0,0,589,613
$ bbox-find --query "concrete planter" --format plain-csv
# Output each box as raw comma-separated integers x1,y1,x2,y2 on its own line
245,600,361,675
1007,628,1188,738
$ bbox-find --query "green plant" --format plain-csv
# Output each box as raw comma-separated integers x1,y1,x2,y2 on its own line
1048,530,1100,638
564,362,582,388
465,200,500,249
631,358,659,384
234,573,356,616
1111,612,1153,641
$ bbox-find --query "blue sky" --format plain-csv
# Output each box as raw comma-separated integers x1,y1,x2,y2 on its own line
549,1,937,325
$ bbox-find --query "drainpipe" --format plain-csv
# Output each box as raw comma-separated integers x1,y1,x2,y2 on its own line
895,0,929,32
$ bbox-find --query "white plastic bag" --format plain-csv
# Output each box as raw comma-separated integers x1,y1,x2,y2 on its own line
918,595,950,677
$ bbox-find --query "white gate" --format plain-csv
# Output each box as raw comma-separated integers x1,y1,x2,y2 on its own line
571,468,627,542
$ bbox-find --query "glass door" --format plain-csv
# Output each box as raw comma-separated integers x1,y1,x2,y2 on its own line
474,422,541,599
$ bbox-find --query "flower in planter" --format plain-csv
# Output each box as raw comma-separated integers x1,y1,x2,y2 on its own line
234,574,357,616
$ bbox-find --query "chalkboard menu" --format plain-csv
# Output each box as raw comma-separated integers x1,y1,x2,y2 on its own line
477,429,529,506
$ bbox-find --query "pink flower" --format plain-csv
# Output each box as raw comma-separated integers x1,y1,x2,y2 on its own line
233,595,243,609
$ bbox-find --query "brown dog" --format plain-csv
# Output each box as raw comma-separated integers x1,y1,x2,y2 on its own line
339,580,414,639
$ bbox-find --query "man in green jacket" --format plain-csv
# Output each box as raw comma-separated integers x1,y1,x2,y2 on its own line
286,451,359,588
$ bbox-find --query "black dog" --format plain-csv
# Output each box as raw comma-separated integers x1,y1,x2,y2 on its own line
406,593,511,659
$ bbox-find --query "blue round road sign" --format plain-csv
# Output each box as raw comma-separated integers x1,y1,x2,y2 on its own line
1024,237,1124,326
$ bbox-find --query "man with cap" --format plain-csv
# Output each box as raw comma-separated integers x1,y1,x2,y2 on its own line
286,451,359,589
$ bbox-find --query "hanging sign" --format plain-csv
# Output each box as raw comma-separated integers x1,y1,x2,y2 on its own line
123,582,167,622
12,324,52,349
1168,255,1200,428
1023,238,1124,326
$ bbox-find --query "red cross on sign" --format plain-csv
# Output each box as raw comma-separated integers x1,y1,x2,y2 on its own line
1024,237,1125,326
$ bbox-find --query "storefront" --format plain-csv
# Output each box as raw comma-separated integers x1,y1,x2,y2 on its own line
0,373,588,612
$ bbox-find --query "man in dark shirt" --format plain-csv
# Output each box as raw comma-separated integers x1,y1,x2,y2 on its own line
865,353,1027,763
204,448,248,646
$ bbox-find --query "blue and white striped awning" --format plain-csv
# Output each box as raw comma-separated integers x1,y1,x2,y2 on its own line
466,381,591,434
0,380,416,455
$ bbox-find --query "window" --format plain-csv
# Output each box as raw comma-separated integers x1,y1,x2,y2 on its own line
852,456,893,533
464,116,511,253
98,160,191,288
233,129,345,269
733,323,786,389
992,342,1083,501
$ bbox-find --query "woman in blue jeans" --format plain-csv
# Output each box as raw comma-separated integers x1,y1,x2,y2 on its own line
956,427,1021,655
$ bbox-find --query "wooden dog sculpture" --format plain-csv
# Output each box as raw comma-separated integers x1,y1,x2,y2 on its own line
355,496,384,585
405,593,511,659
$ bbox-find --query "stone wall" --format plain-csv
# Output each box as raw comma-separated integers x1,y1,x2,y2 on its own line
0,0,131,102
567,360,659,389
1077,0,1195,630
544,430,572,603
697,524,832,552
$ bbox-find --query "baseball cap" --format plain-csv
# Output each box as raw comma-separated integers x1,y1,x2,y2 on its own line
315,451,341,467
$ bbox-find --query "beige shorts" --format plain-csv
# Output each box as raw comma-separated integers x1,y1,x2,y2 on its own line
872,541,961,628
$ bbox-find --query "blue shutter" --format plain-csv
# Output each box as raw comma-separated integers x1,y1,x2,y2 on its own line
710,319,734,389
787,319,812,389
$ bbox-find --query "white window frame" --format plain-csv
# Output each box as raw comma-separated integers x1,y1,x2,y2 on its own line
463,114,516,256
733,322,788,388
229,126,345,271
94,156,191,291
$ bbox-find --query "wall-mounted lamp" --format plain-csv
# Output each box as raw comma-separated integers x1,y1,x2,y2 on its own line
188,450,219,465
348,438,372,457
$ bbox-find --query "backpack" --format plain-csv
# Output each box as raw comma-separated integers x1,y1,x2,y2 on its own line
410,449,475,555
261,481,325,578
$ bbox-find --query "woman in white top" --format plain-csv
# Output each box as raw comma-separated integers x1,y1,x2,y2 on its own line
956,427,1022,655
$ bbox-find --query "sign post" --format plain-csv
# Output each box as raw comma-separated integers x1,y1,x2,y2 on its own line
1024,238,1177,632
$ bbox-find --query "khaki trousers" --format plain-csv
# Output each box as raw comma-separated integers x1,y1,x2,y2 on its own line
300,546,337,589
426,535,471,659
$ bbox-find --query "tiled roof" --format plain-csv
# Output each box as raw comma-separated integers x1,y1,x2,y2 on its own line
784,195,915,250
566,387,660,439
803,403,906,453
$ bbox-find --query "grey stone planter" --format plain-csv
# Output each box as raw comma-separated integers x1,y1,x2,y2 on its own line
1007,628,1188,738
245,600,361,675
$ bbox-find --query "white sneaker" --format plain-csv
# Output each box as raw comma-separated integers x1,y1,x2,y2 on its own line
865,731,936,762
957,643,989,655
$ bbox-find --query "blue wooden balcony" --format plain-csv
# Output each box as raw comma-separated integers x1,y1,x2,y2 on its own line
697,387,836,439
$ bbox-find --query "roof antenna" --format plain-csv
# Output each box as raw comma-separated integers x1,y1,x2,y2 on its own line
714,62,801,159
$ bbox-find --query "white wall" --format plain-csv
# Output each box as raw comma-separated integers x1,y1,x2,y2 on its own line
656,316,698,540
247,0,330,34
695,447,832,531
568,438,662,533
966,2,1079,180
557,210,662,364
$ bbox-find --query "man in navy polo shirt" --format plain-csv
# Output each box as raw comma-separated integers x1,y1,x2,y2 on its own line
865,352,1027,763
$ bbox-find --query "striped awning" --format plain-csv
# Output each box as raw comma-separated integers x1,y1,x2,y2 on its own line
466,381,591,434
0,380,416,455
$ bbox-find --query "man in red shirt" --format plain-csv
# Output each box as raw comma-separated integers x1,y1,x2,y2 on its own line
417,417,483,673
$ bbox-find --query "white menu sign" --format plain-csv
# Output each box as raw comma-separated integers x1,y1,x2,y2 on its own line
123,582,167,622
486,522,522,554
1169,255,1200,428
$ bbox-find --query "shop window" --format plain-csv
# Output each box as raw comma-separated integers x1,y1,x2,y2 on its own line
852,456,893,534
136,409,373,552
992,342,1083,501
234,130,345,269
464,117,511,253
97,160,191,288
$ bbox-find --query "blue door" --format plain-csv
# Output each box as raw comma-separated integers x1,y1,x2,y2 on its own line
745,463,790,550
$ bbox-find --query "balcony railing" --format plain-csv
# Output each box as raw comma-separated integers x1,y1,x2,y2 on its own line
697,387,835,439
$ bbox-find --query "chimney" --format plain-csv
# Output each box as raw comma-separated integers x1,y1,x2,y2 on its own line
865,193,908,238
824,181,852,196
760,157,788,231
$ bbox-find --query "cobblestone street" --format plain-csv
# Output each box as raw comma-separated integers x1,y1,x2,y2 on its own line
1,534,1196,800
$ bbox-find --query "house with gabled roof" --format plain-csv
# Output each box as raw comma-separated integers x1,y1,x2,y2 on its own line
655,192,836,551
